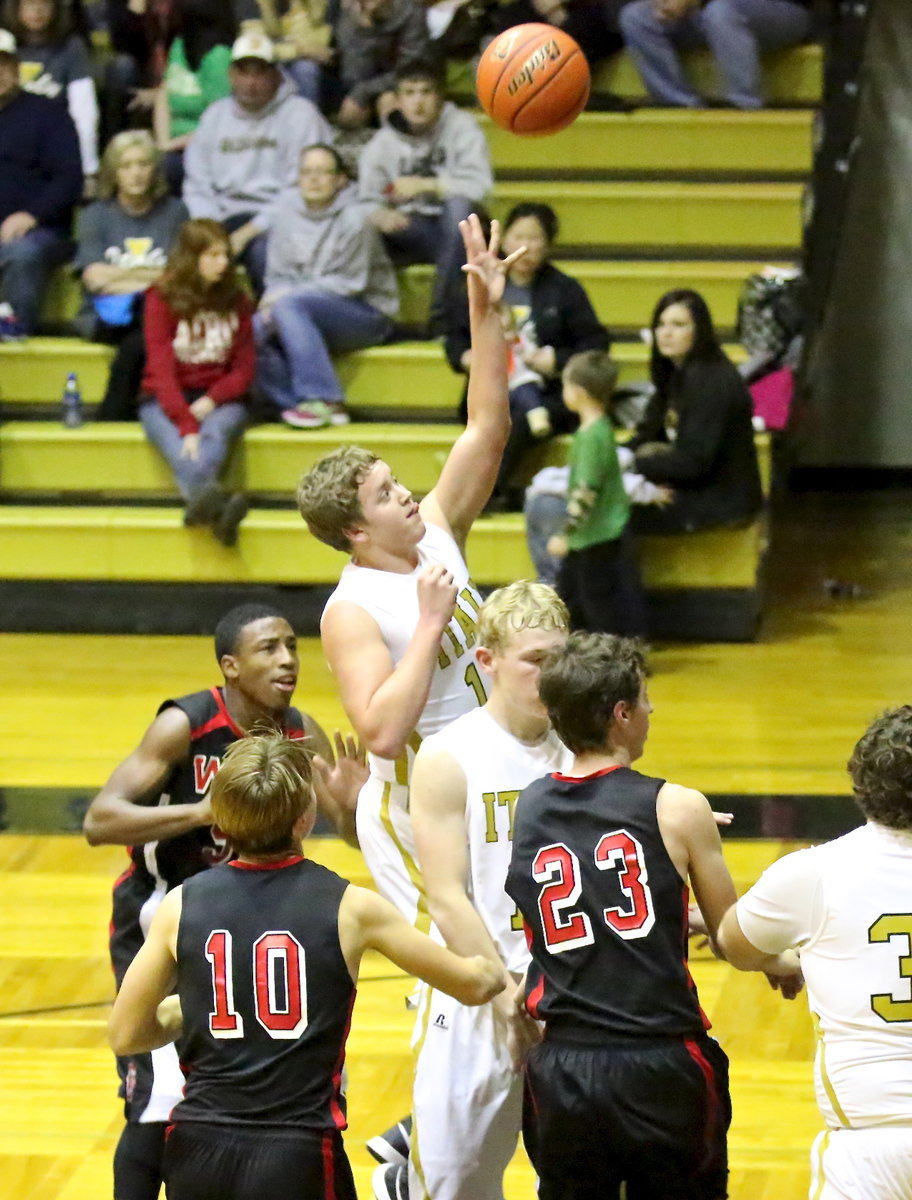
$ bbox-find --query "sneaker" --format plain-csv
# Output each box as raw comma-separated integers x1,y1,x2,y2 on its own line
213,491,248,548
367,1116,411,1167
326,401,350,426
371,1162,408,1200
183,484,226,528
0,302,27,341
280,401,331,429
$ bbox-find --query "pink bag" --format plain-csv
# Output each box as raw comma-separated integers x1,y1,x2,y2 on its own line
750,366,794,432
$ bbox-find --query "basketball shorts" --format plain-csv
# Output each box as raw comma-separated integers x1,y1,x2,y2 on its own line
355,775,429,931
523,1032,731,1200
810,1126,912,1200
409,986,522,1200
164,1122,356,1200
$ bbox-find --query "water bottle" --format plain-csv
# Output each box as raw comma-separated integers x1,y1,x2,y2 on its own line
61,371,84,429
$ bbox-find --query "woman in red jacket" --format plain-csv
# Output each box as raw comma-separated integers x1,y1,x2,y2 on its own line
140,218,253,546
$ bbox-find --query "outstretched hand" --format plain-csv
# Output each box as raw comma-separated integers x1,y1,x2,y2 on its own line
459,213,527,310
313,731,368,847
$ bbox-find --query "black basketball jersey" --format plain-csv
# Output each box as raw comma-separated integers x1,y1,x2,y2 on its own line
505,765,708,1039
128,687,305,891
174,856,356,1130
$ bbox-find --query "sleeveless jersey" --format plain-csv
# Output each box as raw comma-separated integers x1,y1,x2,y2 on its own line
737,822,912,1130
129,687,305,892
422,707,572,975
322,524,486,786
505,766,708,1039
174,856,356,1130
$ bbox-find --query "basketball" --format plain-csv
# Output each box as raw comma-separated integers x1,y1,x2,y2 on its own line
475,23,590,137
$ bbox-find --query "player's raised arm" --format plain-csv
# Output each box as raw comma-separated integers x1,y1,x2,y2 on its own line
338,885,507,1007
302,714,366,848
421,214,525,549
83,707,211,846
108,888,181,1055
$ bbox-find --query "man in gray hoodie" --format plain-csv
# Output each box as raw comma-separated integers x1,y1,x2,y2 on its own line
183,30,332,294
357,59,493,335
255,142,399,429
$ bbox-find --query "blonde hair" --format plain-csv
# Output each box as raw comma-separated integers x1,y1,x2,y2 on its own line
478,580,569,655
210,732,314,857
296,446,379,552
97,130,168,204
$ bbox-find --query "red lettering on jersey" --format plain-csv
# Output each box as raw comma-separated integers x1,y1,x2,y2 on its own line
193,755,220,795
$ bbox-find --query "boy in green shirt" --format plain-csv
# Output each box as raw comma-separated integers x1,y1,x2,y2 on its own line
546,350,649,635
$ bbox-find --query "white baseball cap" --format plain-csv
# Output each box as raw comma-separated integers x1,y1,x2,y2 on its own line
0,29,18,56
230,31,276,64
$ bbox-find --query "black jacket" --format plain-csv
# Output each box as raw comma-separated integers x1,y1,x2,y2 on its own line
630,357,763,531
444,260,611,385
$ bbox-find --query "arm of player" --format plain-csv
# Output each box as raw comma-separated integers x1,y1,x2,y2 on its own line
338,886,506,1007
420,215,525,551
411,744,508,970
301,714,365,848
716,906,802,978
108,887,181,1055
321,569,456,761
83,706,212,846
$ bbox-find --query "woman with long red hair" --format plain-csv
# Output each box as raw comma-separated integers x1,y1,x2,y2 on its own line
139,217,254,546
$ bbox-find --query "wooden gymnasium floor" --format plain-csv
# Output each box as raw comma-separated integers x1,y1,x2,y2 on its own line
1,489,911,1200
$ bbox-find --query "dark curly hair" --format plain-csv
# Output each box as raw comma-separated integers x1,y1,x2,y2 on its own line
538,632,647,755
848,706,912,831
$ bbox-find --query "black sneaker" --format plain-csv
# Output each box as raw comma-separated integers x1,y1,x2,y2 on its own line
371,1162,408,1200
367,1115,412,1166
183,484,226,528
213,491,248,548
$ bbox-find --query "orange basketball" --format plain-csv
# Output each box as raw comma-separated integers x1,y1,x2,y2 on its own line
476,23,590,137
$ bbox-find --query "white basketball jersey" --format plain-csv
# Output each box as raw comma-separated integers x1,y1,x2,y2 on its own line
737,822,912,1130
424,706,572,975
323,524,487,786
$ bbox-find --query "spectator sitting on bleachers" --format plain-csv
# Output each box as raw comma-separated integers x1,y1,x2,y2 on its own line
182,29,331,295
619,0,812,110
74,130,187,420
358,57,491,336
139,218,254,546
333,0,429,129
444,202,611,511
255,143,398,430
3,0,99,185
628,288,763,533
0,28,81,337
234,0,334,107
152,0,236,196
97,0,169,146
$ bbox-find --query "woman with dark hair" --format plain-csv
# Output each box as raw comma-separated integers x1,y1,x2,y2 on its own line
629,287,763,533
139,218,254,545
444,201,611,510
152,0,236,194
5,0,99,180
75,130,187,419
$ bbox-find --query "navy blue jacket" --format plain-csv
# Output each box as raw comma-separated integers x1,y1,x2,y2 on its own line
0,89,83,230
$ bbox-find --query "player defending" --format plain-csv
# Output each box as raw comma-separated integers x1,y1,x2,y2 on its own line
296,213,523,930
505,632,801,1200
390,581,573,1200
718,706,912,1200
108,733,505,1200
84,603,364,1200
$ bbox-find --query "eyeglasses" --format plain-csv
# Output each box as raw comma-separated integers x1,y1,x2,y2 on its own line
300,168,340,178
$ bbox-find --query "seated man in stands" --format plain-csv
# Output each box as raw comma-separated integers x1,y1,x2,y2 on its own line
620,0,812,110
182,28,331,294
357,58,492,336
0,28,82,337
333,0,429,129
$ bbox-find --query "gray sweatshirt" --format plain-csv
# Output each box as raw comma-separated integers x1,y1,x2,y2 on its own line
183,79,332,229
357,103,493,217
264,186,399,317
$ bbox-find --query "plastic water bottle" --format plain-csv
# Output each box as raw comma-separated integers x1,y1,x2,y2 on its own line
61,372,84,428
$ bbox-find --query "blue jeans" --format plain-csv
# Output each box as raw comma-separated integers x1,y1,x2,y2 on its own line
0,226,72,333
255,289,392,409
381,195,474,330
524,490,568,586
139,397,247,502
619,0,812,108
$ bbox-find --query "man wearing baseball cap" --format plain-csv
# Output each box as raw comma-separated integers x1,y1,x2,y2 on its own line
183,30,331,294
0,29,82,337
